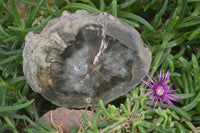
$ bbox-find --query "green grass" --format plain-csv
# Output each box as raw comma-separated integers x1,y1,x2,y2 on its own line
0,0,200,132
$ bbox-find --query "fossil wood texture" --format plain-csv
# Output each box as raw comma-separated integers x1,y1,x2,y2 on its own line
23,10,152,108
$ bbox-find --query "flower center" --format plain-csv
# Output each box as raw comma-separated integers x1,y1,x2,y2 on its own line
155,86,165,96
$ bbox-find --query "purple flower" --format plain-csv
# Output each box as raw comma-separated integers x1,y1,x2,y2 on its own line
141,69,181,111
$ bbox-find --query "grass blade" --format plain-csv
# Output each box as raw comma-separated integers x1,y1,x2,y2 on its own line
152,0,168,28
111,0,118,17
0,99,34,112
99,0,105,11
61,3,100,13
26,0,44,27
192,54,200,92
9,15,53,33
0,55,19,66
119,0,136,9
188,25,200,41
164,104,191,121
118,12,155,32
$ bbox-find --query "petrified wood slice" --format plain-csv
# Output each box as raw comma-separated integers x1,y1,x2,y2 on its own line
23,10,151,108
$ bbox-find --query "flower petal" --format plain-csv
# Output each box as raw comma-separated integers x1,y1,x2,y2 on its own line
153,98,158,111
166,95,179,102
165,70,170,82
141,79,153,88
151,74,158,82
142,89,152,91
158,70,162,82
146,74,155,84
167,94,181,98
167,89,179,93
156,70,159,77
150,96,156,106
163,97,174,107
144,91,153,96
146,100,151,105
162,69,165,81
159,97,165,108
166,81,174,89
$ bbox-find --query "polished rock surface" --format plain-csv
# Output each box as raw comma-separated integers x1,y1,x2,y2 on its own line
23,10,151,108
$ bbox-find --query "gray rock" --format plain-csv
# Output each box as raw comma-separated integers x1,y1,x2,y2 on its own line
23,10,151,108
